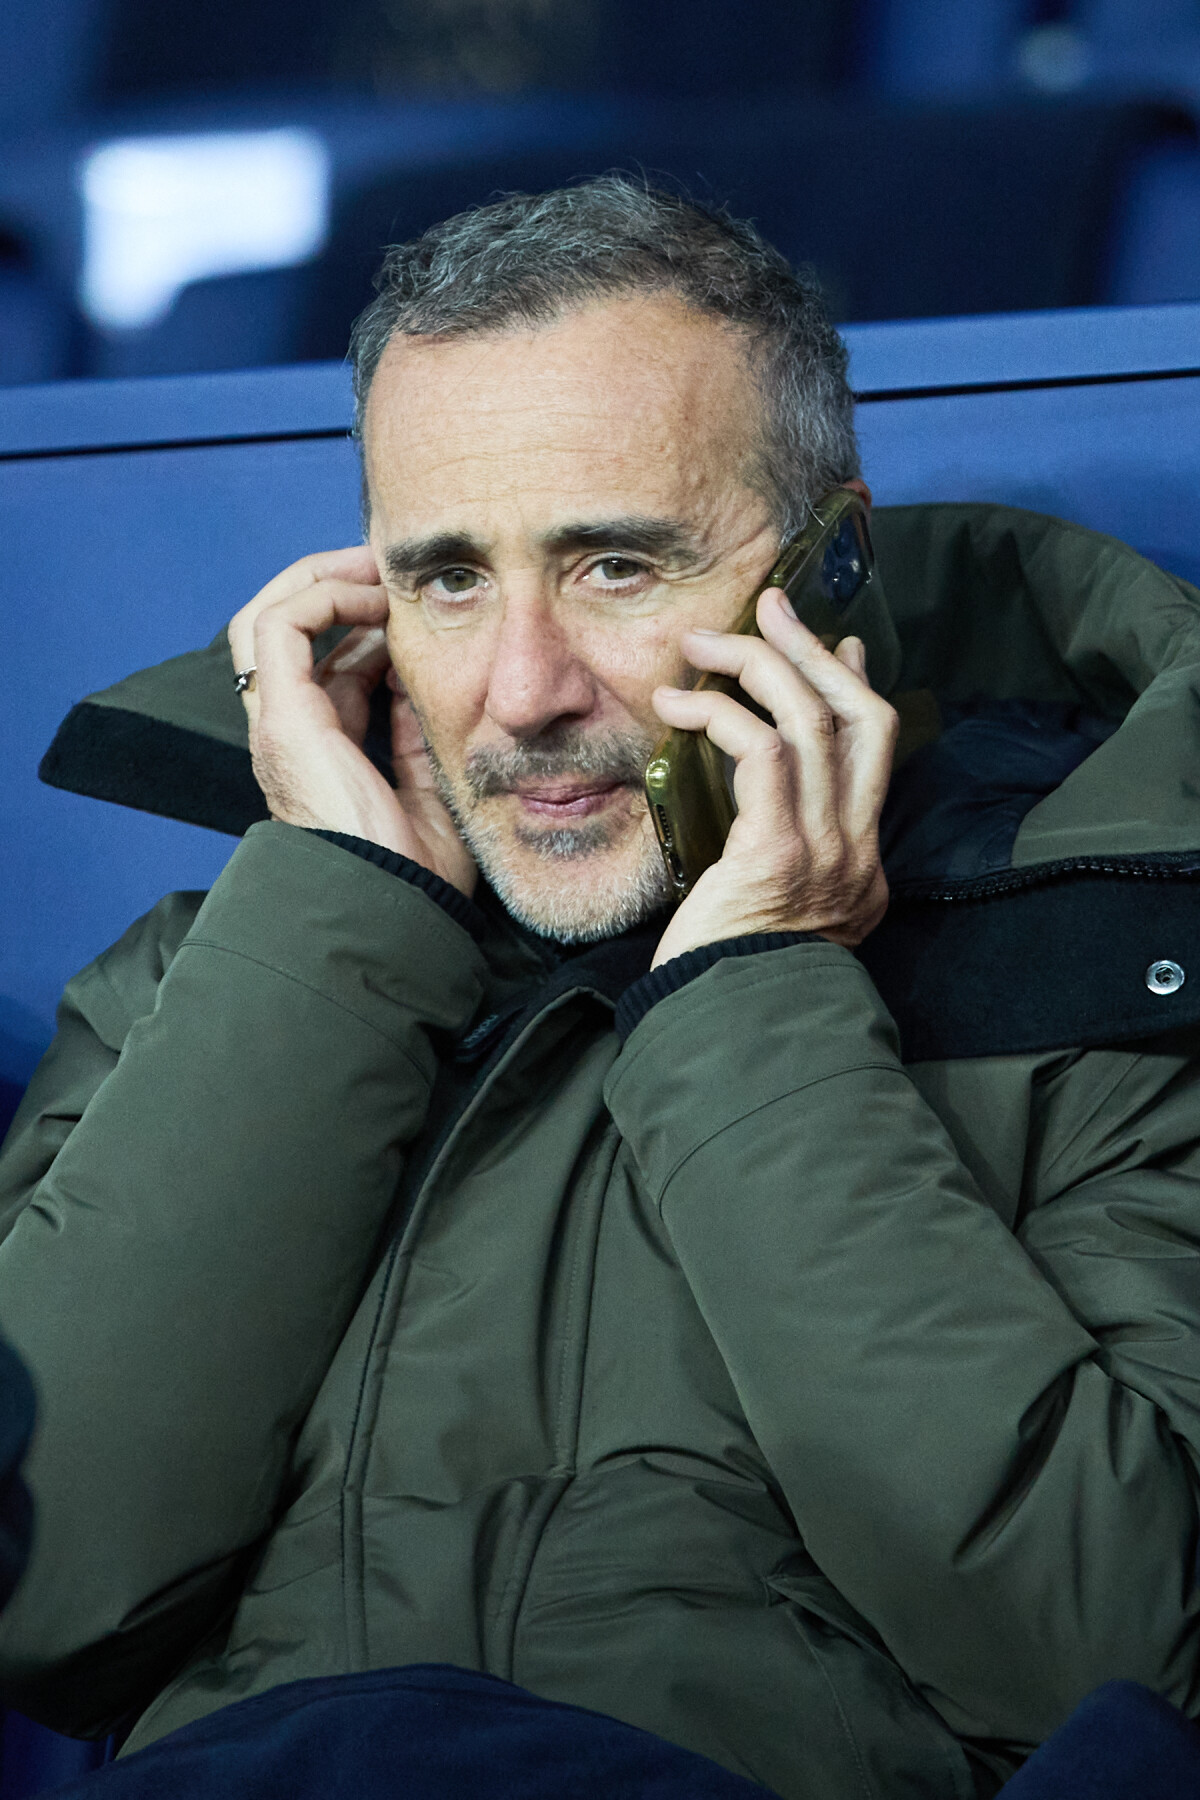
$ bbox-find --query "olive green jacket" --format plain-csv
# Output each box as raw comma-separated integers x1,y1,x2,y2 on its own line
3,504,1200,1799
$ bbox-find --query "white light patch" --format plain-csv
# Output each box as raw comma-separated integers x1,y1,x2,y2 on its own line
79,129,330,331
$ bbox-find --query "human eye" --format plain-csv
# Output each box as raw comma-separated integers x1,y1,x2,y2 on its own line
586,555,650,590
427,566,484,601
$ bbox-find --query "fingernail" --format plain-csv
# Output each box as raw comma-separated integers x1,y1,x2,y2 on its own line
688,626,720,636
776,590,798,620
657,685,687,696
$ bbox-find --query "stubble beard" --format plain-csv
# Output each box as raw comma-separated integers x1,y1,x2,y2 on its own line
418,719,676,943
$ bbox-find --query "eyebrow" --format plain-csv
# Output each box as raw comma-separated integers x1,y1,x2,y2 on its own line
542,517,704,566
383,532,480,584
382,515,704,585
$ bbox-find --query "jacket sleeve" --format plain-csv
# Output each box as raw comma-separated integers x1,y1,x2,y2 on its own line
603,942,1200,1751
0,822,488,1733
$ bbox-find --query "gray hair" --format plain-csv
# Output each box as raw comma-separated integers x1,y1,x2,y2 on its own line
350,174,860,538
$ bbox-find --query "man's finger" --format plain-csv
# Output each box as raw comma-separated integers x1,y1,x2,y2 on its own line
834,635,868,683
230,583,386,742
391,695,439,793
317,625,392,685
249,583,388,694
754,592,898,837
838,712,898,842
757,590,889,724
758,607,898,838
237,547,379,623
228,549,379,654
652,684,784,771
679,624,841,834
228,549,381,703
681,623,839,750
229,575,383,670
675,606,897,850
315,627,393,744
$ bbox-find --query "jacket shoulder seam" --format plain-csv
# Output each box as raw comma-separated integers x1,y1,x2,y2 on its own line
84,891,209,1044
73,956,138,1048
656,1062,903,1203
177,939,433,1081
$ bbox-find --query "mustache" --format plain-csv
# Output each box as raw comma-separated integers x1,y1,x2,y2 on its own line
461,726,654,802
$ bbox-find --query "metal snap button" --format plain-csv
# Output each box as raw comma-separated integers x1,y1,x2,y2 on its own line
1146,959,1186,995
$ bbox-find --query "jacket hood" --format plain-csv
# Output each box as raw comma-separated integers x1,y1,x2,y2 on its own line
39,500,1200,869
877,503,1200,869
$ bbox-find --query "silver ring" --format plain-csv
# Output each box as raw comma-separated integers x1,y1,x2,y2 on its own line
233,667,257,695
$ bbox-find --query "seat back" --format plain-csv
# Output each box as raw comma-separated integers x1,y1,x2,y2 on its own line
91,0,854,103
0,229,74,386
297,96,1194,362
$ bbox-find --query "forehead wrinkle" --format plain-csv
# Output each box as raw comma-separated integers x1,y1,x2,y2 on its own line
368,300,769,558
371,300,756,462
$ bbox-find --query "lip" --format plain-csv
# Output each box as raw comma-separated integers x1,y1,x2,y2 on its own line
513,780,624,819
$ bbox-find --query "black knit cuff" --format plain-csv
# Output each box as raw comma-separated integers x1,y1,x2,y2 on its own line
307,830,486,941
613,932,823,1041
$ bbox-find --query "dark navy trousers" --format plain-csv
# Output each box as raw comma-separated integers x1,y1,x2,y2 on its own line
37,1665,1200,1800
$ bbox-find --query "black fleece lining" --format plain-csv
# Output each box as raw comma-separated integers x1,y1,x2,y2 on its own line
859,872,1200,1060
308,832,486,941
615,933,823,1041
39,702,267,837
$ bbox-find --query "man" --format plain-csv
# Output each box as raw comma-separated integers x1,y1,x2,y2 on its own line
4,177,1200,1800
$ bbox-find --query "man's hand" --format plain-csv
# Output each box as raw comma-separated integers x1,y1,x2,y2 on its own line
649,586,897,969
228,548,476,898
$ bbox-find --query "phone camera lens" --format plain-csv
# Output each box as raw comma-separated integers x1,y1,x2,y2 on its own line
822,519,867,609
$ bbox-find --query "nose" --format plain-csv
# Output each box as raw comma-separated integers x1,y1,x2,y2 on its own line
484,596,596,740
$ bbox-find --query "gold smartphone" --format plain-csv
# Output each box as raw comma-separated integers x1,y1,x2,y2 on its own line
643,488,884,899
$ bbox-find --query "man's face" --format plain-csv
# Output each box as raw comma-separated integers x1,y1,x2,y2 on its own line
363,291,781,940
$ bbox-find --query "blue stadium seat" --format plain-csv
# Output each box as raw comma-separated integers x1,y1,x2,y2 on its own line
874,0,1200,115
1,70,1194,382
291,95,1194,361
87,267,312,381
1107,144,1200,305
869,0,1029,96
90,91,1195,380
1078,0,1199,58
91,0,855,104
1017,0,1200,108
0,0,862,383
0,0,102,135
0,0,859,141
0,93,658,383
0,233,74,386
